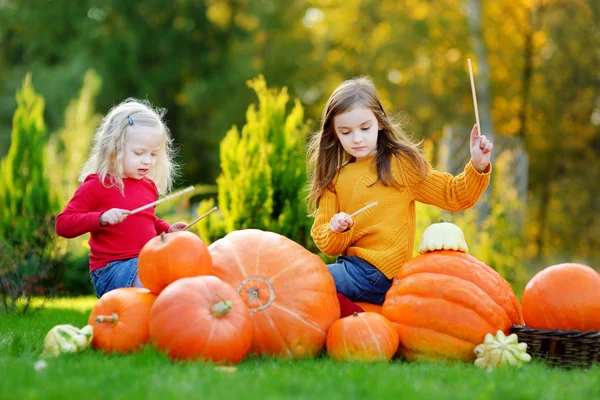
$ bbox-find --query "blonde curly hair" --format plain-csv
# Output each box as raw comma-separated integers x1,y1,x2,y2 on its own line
79,98,178,195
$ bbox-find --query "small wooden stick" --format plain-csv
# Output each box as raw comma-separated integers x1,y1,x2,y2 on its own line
347,201,379,220
467,58,482,137
185,206,218,230
129,186,194,215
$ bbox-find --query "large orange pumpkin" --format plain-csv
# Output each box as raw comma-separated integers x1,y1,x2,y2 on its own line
149,275,253,363
208,229,340,359
382,222,523,362
138,231,212,294
88,287,156,353
522,263,600,331
326,312,399,362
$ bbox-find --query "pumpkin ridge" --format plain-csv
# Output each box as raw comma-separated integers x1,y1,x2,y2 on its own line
224,239,249,279
269,254,314,283
270,302,327,335
259,306,293,357
394,322,477,353
390,274,511,330
362,316,383,357
398,254,520,325
385,295,499,344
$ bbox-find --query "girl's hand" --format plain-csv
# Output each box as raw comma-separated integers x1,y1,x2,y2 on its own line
469,124,494,173
99,208,130,226
168,222,188,232
329,213,354,233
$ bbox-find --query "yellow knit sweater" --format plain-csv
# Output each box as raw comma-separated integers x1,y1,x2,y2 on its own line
310,155,491,279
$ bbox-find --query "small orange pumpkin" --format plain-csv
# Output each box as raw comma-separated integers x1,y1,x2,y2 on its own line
88,287,156,353
327,312,399,362
383,222,523,362
138,231,212,294
522,263,600,331
149,275,253,363
208,229,340,359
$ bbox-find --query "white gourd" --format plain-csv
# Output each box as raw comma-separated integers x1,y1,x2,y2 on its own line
474,330,532,371
42,324,94,357
417,220,469,254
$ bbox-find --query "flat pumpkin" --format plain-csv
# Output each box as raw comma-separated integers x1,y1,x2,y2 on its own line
88,288,156,353
138,231,212,294
149,275,253,363
208,229,340,359
382,223,523,362
326,312,399,362
522,263,600,331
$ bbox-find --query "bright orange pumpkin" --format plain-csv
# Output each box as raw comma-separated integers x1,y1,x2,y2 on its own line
383,250,523,362
355,302,382,314
88,287,156,353
326,312,399,362
522,263,600,331
149,275,253,363
208,229,340,359
138,231,212,294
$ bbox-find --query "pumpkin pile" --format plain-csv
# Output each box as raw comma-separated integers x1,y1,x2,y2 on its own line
64,218,597,368
84,228,343,363
382,221,523,362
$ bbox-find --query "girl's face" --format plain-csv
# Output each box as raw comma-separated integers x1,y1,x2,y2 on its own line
123,125,163,180
333,105,381,161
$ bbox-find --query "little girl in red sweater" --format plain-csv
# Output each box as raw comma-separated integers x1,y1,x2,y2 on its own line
56,98,187,298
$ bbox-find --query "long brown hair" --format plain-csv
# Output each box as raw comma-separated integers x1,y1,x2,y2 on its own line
306,76,427,212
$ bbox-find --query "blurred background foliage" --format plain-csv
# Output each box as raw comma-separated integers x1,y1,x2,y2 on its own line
0,0,598,297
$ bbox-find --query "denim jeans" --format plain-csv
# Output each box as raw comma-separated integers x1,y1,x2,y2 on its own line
327,256,393,305
90,258,140,298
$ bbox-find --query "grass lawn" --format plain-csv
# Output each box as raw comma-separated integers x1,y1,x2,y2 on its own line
1,297,599,400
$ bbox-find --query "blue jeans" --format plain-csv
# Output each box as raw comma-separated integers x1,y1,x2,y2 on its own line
90,258,139,298
327,256,393,305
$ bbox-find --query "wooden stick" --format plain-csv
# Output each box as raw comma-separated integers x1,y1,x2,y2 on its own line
468,58,482,137
185,206,218,230
347,201,379,219
129,186,194,215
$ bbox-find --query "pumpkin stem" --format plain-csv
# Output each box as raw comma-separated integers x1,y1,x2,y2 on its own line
95,313,119,325
352,312,359,317
212,296,233,318
160,231,167,243
439,217,445,223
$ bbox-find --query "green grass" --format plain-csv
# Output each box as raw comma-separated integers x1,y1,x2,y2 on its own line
1,297,599,400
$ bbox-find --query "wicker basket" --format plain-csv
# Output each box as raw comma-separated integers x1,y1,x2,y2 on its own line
510,325,600,368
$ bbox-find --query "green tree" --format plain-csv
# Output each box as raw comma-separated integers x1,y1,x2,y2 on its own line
0,74,59,313
196,76,314,249
0,74,58,242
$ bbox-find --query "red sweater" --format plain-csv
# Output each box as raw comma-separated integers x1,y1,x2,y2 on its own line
55,175,171,272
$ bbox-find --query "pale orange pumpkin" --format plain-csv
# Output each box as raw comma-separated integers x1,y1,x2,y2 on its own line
88,287,156,353
326,312,399,362
138,231,212,294
149,275,253,363
522,263,600,331
208,229,340,359
382,222,523,362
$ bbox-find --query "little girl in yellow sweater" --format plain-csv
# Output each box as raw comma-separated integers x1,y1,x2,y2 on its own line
307,77,493,316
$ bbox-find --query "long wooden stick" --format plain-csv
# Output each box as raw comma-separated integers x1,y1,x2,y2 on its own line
347,201,378,220
468,58,482,137
129,186,194,215
185,206,218,230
